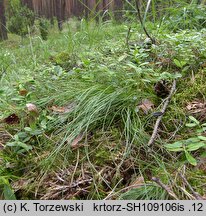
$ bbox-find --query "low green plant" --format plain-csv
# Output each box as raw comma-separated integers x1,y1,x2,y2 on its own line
165,116,206,166
0,176,16,200
173,59,187,69
39,18,50,40
165,3,206,31
1,13,206,199
6,134,33,154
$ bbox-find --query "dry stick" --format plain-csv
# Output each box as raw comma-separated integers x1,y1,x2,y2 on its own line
135,0,155,44
126,26,131,49
179,173,204,200
152,177,179,200
148,79,177,146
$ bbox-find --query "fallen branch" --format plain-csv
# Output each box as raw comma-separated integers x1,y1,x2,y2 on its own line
148,79,177,146
179,172,204,200
152,177,178,200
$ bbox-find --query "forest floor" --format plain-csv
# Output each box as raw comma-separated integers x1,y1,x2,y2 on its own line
0,19,206,200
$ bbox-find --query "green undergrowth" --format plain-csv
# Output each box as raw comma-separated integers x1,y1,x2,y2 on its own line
0,18,206,200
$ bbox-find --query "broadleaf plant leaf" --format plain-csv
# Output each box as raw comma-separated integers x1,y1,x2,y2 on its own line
186,142,206,151
164,141,183,152
185,150,197,166
197,136,206,141
188,116,200,125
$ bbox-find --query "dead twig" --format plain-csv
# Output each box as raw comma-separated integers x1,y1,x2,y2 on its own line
152,177,179,200
179,172,204,200
135,0,155,44
126,26,131,49
148,79,177,146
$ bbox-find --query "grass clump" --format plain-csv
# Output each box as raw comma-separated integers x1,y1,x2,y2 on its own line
0,16,206,200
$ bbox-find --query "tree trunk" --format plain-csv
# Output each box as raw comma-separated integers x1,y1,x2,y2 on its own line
56,0,66,31
114,0,123,21
0,0,7,41
21,0,34,10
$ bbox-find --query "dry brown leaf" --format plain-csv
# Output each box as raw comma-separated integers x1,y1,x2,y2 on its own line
19,89,28,96
137,99,154,114
3,113,20,125
186,100,206,114
70,133,84,149
49,105,66,113
49,102,76,114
